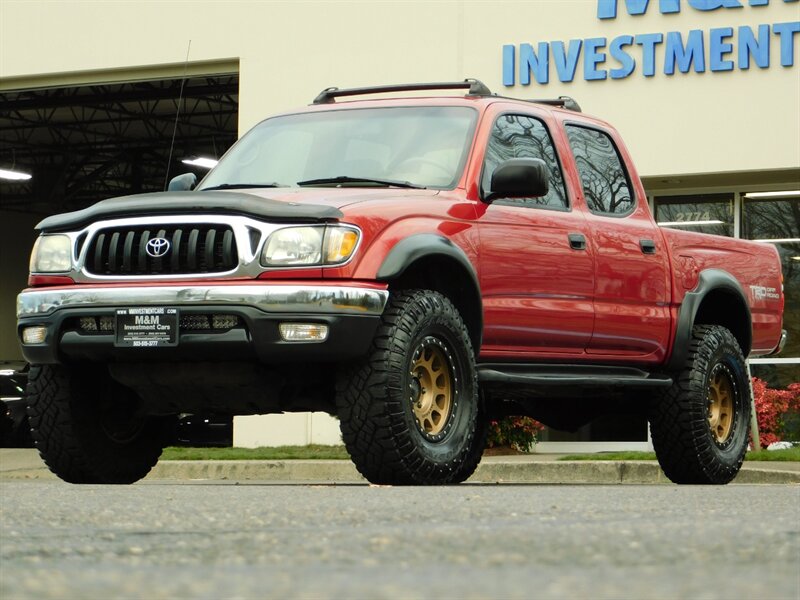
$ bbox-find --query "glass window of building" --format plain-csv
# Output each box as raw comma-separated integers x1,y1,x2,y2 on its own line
743,192,800,389
655,193,734,237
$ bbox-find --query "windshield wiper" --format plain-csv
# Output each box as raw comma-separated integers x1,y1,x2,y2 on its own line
296,176,426,189
200,182,286,191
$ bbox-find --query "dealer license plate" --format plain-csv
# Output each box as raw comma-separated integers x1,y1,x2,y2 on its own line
114,307,179,348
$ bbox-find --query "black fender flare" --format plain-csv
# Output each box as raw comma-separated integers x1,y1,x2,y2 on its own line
667,269,752,372
376,233,482,346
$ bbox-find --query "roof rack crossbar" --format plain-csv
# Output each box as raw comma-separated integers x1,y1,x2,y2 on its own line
312,79,492,104
528,96,582,112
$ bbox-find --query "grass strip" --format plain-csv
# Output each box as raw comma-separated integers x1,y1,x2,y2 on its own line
161,445,350,461
557,447,800,462
161,445,799,462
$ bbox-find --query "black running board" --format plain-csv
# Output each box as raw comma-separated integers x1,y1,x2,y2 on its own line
477,363,673,389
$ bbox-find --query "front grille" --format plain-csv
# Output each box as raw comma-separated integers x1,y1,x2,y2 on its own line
84,225,238,276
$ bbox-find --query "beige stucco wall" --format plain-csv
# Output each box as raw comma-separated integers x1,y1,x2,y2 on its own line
1,0,798,178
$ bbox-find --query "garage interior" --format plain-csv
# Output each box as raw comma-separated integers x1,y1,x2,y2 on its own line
0,70,239,360
0,73,239,215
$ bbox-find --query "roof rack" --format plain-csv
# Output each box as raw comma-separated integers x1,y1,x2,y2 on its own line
530,96,582,112
312,79,492,104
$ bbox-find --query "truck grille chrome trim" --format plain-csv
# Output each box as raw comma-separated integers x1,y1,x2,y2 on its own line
33,215,360,283
17,285,390,318
84,224,238,276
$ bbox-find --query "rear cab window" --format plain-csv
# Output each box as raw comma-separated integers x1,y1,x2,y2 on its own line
565,124,635,217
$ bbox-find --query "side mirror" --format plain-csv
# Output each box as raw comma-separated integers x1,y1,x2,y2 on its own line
168,172,197,192
484,158,548,203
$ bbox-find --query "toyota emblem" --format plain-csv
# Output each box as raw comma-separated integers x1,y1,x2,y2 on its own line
145,237,171,258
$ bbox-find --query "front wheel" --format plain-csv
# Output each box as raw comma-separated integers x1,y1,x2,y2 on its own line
26,364,174,484
336,290,481,485
650,325,751,484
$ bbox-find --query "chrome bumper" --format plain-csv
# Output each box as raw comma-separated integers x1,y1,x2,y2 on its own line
17,284,389,318
766,329,788,357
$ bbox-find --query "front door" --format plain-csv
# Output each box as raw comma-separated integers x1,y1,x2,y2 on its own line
477,112,595,358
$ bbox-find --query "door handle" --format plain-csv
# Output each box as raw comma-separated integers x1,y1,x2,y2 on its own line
568,233,586,251
640,239,657,254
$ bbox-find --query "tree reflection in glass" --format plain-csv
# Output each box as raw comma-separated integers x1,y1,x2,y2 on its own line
566,126,633,216
481,114,568,209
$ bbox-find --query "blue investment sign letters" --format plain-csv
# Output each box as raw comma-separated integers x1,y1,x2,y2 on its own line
502,0,800,85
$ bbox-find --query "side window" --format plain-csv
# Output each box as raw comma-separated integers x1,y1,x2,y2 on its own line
565,125,634,216
482,114,568,210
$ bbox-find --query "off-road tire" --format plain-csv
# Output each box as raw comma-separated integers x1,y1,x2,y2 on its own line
650,325,751,484
336,290,481,485
26,364,174,484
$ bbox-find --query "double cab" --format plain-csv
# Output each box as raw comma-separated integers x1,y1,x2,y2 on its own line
17,80,785,485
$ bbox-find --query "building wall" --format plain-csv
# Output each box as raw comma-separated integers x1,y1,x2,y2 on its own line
233,413,342,448
2,1,798,178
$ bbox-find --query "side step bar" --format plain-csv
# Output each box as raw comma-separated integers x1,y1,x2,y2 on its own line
477,364,673,389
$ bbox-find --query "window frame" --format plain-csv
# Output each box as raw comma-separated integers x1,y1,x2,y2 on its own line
479,111,571,212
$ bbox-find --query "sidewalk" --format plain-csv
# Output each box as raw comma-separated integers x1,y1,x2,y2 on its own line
2,448,799,484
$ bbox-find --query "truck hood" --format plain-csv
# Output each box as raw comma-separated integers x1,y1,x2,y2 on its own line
36,188,439,232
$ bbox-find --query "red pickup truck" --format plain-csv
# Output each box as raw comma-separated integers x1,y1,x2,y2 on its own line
16,80,786,485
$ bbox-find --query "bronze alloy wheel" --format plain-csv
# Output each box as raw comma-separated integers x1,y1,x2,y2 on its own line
707,364,737,445
650,325,750,484
409,336,456,440
336,289,480,485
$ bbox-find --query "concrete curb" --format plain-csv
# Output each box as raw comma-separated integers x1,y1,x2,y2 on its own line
3,459,798,484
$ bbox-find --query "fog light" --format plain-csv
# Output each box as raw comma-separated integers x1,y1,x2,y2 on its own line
279,323,329,342
22,326,47,344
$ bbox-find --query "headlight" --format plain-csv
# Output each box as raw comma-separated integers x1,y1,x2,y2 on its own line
260,226,359,267
29,235,72,273
261,227,323,266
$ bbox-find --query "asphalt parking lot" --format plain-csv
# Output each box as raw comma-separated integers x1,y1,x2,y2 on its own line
1,480,798,600
3,448,800,484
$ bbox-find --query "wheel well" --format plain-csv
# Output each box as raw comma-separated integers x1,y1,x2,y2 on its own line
388,255,482,351
693,289,752,355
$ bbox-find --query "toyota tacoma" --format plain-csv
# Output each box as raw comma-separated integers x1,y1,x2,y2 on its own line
17,80,786,485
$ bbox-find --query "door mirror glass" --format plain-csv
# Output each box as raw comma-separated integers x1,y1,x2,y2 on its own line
485,158,548,203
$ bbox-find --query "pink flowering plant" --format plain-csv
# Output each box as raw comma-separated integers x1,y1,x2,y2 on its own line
487,416,545,452
752,377,800,447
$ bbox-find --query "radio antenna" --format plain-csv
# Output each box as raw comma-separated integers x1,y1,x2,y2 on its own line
163,39,192,191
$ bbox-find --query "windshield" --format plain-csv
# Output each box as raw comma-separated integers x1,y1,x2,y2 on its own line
198,106,478,190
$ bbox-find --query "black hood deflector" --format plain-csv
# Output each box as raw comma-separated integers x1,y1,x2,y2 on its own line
36,191,343,232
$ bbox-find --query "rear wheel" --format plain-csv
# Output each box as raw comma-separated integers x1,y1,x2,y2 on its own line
26,364,174,484
650,325,750,484
336,290,480,485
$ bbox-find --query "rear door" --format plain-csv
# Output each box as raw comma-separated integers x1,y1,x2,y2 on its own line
476,107,595,358
561,121,671,362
